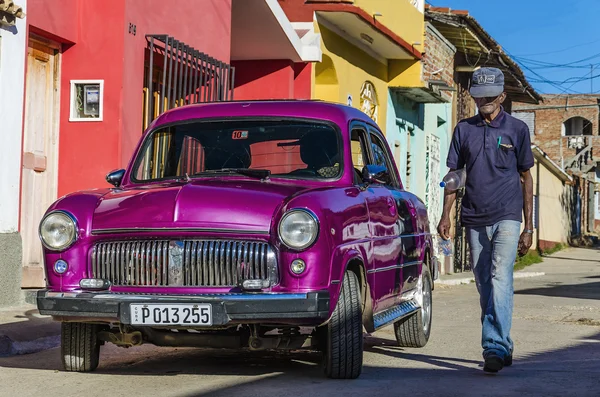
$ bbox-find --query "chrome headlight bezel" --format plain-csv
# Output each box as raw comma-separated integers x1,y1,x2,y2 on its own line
278,209,319,251
39,210,79,251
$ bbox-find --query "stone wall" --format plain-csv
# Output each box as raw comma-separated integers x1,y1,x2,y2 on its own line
0,234,23,308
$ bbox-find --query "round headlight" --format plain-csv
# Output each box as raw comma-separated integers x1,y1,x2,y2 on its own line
39,211,78,251
278,209,319,250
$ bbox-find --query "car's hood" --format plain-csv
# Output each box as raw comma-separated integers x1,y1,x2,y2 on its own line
92,179,310,232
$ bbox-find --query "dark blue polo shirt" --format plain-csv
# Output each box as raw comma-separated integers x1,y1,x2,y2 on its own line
447,108,534,227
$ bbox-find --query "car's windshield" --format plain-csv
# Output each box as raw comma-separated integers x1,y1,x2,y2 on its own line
132,119,342,182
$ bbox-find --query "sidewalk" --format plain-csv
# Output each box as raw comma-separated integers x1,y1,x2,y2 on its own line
437,268,546,286
436,249,556,286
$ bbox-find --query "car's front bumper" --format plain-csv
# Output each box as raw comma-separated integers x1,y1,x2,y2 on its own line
36,289,330,326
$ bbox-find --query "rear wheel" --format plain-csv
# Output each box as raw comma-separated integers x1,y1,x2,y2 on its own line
61,323,100,372
394,265,432,348
321,271,363,379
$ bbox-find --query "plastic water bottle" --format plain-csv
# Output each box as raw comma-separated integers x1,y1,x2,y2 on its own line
440,168,466,191
439,238,453,256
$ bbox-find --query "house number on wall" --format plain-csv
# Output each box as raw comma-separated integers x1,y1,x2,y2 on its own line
128,23,137,36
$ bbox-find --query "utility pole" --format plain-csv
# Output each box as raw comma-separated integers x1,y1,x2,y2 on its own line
592,64,594,94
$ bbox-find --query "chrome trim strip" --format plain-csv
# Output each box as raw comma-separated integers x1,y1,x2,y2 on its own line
92,239,277,288
367,261,421,274
44,291,309,301
370,233,430,243
373,299,420,329
91,227,269,235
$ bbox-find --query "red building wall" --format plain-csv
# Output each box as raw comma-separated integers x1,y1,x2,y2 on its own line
294,63,312,99
28,0,126,198
121,0,232,168
27,0,233,197
233,60,312,100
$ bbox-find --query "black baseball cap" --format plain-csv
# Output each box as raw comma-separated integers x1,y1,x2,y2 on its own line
470,67,505,98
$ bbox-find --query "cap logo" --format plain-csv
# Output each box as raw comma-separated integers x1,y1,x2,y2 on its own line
478,74,496,84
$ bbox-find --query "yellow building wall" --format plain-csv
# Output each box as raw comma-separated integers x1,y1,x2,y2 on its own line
537,160,570,246
354,0,425,88
529,159,570,251
314,23,389,132
353,0,425,55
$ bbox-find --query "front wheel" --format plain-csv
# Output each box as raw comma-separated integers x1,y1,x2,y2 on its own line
61,323,100,372
321,271,363,379
394,265,432,348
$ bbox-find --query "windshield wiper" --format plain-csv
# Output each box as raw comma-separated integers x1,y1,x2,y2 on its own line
193,168,271,180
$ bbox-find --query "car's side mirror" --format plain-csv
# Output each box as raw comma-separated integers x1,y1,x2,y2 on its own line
106,169,125,187
362,164,389,185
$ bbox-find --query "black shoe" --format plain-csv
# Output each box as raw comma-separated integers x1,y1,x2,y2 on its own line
483,355,504,373
504,354,512,367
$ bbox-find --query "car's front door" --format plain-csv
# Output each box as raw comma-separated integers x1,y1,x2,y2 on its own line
352,126,401,313
368,130,421,297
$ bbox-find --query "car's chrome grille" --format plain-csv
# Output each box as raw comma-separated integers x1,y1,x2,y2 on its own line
91,240,277,287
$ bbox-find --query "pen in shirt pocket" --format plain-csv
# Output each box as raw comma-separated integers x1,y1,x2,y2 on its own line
497,137,501,148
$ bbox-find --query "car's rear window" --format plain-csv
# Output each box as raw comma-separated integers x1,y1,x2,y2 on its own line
132,119,342,182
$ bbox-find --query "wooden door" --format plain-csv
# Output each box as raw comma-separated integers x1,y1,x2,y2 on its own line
20,37,60,288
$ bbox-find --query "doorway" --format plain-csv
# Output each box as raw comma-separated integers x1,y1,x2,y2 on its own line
20,36,60,288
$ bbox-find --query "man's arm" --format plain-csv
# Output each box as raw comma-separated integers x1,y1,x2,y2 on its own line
437,169,457,240
518,169,534,256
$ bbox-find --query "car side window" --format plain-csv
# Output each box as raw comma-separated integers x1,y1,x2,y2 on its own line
350,127,370,184
369,132,400,188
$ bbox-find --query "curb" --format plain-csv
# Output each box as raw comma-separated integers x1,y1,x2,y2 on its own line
437,271,546,286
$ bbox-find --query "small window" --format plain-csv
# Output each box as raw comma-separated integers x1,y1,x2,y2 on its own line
563,116,592,136
350,127,370,183
70,80,104,121
369,132,400,188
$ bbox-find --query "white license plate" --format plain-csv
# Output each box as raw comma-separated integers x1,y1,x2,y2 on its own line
130,304,212,326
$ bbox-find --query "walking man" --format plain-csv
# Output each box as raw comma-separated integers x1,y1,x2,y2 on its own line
437,67,534,373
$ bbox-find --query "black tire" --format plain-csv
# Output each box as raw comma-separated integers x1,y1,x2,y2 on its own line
394,265,432,348
61,323,100,372
322,271,363,379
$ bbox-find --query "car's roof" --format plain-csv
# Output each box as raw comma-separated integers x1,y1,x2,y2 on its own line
149,99,379,131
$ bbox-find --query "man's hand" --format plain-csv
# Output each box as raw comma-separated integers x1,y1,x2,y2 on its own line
437,216,451,240
518,231,532,257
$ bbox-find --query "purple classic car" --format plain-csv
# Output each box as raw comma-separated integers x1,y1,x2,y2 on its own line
36,100,438,379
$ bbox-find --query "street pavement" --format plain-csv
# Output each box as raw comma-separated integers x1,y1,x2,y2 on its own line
0,247,599,397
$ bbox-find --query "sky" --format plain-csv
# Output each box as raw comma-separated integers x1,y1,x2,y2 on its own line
426,0,600,95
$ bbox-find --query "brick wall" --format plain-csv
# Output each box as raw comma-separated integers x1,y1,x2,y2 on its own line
514,95,600,167
423,23,455,102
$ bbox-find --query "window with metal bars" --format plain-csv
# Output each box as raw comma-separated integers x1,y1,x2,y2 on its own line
142,35,235,131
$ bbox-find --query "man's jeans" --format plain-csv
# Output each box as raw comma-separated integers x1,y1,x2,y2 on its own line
466,220,521,360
